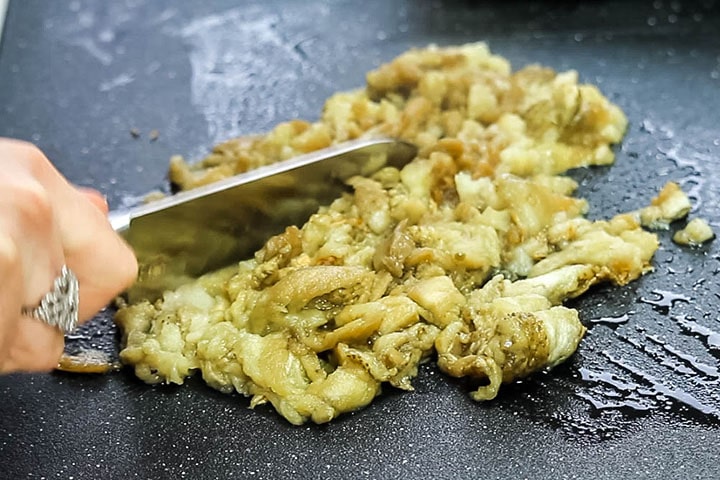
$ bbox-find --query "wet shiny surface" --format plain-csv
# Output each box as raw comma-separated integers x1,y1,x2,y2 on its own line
1,0,719,478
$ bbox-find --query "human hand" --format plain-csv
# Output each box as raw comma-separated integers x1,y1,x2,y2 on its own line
0,138,138,372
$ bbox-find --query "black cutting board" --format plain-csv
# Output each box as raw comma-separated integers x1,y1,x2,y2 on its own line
1,1,719,478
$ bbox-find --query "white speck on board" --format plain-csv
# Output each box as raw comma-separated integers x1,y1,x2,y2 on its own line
172,9,284,144
171,7,332,145
71,36,114,65
99,72,135,92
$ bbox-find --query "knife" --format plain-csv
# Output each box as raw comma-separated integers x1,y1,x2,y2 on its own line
108,137,418,302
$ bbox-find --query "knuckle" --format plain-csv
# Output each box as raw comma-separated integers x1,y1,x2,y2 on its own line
0,233,20,270
0,137,36,154
12,180,54,226
0,139,50,179
16,142,51,176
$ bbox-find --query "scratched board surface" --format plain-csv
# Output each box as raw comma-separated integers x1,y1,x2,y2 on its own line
1,1,720,479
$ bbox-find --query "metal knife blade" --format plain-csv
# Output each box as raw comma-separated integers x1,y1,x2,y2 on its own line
109,137,418,302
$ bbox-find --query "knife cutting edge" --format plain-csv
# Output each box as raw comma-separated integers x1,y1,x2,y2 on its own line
108,137,418,302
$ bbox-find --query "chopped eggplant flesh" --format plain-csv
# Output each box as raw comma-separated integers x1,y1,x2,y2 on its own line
117,43,680,424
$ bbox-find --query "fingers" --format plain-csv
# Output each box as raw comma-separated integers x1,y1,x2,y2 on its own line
56,186,138,321
0,140,68,372
69,186,136,319
0,233,64,373
0,139,138,322
0,159,65,308
0,138,138,372
61,193,137,319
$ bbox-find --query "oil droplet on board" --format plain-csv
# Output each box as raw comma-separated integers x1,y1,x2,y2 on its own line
580,366,637,392
590,313,630,326
673,315,720,351
639,289,691,313
660,341,720,379
576,289,720,424
606,353,719,418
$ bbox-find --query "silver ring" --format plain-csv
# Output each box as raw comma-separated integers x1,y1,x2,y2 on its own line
21,265,79,333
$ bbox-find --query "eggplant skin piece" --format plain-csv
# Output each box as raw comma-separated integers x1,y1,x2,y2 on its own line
435,272,586,401
115,43,687,424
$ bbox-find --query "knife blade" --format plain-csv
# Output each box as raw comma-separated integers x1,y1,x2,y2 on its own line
108,137,418,302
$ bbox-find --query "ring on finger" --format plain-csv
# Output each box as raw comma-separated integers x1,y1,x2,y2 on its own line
21,265,79,333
